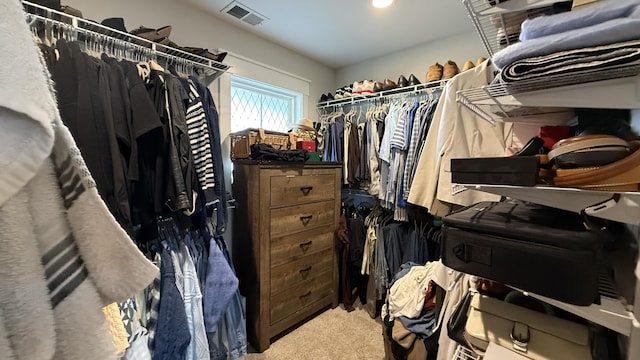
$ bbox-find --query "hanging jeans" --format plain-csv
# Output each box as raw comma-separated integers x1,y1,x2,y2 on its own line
207,236,247,360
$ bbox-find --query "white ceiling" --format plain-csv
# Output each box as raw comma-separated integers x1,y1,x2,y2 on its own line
183,0,476,68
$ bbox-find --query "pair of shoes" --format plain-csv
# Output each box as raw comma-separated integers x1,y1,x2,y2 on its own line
319,93,334,103
374,81,384,93
443,60,459,79
426,63,443,82
181,47,228,63
130,25,173,43
397,74,421,87
383,79,397,90
352,80,376,95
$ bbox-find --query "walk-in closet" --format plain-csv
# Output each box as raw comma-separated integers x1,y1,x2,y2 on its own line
1,0,638,359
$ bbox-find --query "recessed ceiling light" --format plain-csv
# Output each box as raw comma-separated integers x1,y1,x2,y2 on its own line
371,0,394,8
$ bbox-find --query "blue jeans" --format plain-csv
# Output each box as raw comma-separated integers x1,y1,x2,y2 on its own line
207,236,247,360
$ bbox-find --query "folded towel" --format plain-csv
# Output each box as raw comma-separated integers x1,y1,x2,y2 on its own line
500,39,640,83
493,8,640,69
520,0,640,41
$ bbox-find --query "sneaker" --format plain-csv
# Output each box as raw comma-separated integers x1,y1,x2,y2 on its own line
343,85,353,97
362,80,375,95
352,81,364,95
335,89,344,100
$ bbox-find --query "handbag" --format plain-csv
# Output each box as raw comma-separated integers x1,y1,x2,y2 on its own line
446,291,473,346
464,294,592,360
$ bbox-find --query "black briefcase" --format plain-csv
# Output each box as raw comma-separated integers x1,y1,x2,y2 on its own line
442,201,604,305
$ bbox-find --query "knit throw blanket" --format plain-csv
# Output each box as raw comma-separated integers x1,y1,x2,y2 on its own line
500,39,640,84
0,0,158,359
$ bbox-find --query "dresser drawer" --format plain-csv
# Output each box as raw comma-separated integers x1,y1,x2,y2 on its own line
270,226,334,267
270,201,335,237
271,248,333,295
270,271,333,325
270,174,335,207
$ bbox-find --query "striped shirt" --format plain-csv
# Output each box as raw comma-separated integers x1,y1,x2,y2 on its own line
185,79,217,206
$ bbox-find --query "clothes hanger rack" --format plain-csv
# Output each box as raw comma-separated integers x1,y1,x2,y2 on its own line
22,0,231,84
317,79,448,109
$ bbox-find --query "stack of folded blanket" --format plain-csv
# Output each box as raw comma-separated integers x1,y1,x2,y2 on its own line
493,0,640,84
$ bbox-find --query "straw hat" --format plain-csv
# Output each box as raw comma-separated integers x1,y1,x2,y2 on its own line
293,118,316,133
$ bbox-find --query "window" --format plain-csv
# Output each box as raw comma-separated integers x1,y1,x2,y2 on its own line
230,75,302,133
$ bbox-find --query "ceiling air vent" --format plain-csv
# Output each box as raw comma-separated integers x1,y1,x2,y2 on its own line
221,1,268,26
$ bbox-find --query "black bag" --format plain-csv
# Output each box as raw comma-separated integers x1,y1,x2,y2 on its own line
446,291,472,346
442,201,604,306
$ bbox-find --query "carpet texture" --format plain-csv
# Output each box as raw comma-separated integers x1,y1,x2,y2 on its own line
243,305,385,360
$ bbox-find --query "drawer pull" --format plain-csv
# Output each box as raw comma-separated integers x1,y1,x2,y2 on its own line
299,266,312,279
299,290,312,299
299,215,313,225
299,240,313,252
300,186,314,196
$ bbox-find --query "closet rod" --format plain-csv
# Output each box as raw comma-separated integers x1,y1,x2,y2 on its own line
22,0,231,84
317,80,448,109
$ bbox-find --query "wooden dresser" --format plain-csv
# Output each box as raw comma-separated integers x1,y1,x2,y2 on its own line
231,161,341,352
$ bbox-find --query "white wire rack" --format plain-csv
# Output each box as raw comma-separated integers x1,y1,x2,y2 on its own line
511,271,639,336
453,344,483,360
462,0,572,57
456,65,640,124
22,1,230,84
317,80,448,109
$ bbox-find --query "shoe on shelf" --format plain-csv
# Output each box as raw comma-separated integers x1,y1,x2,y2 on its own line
130,25,172,42
335,89,344,100
397,75,409,87
343,85,352,97
352,81,364,95
362,80,375,95
101,18,128,33
426,63,443,82
443,60,459,79
462,60,475,72
408,74,421,86
383,79,397,90
476,57,487,66
326,92,334,101
319,94,328,102
374,81,384,93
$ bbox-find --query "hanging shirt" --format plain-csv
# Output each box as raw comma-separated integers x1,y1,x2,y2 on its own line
408,61,511,215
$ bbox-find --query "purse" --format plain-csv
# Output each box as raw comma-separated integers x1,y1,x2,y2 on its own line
464,294,592,360
446,291,473,346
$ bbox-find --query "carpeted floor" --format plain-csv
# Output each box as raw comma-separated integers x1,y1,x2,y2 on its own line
243,303,385,360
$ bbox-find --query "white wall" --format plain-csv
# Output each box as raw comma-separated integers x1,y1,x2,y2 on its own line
336,31,488,88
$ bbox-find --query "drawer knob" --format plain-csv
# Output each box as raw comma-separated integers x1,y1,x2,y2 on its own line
299,240,313,252
299,266,312,279
300,186,313,196
299,290,312,301
299,215,313,225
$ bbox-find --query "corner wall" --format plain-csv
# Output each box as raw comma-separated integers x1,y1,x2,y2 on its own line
336,31,487,88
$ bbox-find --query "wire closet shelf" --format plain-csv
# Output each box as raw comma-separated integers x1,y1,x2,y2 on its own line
462,0,572,57
456,64,640,124
22,0,230,84
317,80,448,110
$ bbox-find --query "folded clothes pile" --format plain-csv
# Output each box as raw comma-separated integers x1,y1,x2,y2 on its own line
499,39,640,83
493,0,640,69
249,143,309,162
